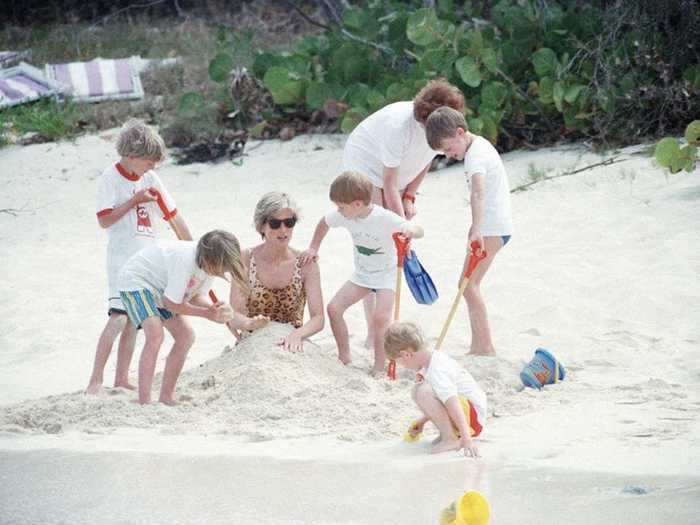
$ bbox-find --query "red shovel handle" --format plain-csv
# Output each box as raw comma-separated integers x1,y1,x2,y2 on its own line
150,188,176,221
208,290,219,303
392,232,411,267
465,241,487,278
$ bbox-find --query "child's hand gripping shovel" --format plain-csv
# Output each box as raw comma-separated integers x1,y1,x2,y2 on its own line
150,188,223,308
387,233,411,380
435,241,487,351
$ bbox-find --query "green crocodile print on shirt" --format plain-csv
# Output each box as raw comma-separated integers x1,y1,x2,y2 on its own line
355,244,384,256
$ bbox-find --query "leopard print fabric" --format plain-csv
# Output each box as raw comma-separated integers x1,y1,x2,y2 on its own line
246,254,306,328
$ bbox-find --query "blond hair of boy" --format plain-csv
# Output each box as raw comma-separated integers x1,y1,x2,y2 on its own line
384,321,486,457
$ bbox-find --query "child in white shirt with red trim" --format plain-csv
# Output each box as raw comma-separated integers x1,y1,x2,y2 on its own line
87,119,193,395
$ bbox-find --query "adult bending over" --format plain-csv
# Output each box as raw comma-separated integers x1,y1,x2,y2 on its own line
228,192,324,351
342,79,464,344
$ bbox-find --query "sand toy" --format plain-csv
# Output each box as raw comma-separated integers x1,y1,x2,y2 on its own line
520,348,565,389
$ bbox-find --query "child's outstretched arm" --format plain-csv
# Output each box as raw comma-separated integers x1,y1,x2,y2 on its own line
163,295,233,323
401,222,424,240
444,396,480,458
468,172,486,250
299,217,330,265
170,214,193,241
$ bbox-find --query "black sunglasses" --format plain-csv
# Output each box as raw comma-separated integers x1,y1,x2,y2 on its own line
267,217,298,229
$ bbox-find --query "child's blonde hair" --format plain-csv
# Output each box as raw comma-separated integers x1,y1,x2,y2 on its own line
196,230,248,293
413,79,465,125
384,321,427,359
253,192,301,238
425,106,469,150
116,118,166,161
329,171,373,205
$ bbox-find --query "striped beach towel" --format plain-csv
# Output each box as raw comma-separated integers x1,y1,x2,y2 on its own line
0,62,62,109
0,49,31,67
45,56,144,102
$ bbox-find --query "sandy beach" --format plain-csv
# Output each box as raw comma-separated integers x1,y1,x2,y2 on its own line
0,132,699,524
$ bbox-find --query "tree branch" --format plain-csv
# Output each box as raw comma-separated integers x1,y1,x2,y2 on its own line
511,156,628,193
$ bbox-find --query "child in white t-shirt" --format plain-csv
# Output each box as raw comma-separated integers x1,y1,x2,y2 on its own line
426,106,513,356
300,171,423,374
384,321,487,457
118,230,266,405
87,119,193,395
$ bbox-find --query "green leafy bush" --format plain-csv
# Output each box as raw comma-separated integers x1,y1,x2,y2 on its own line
655,121,700,173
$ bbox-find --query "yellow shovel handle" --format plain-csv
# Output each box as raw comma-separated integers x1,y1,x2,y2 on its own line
394,265,402,321
435,275,470,350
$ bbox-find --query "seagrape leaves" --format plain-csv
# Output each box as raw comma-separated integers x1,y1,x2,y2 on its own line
655,121,700,174
407,8,454,46
263,67,305,106
531,48,558,77
455,56,481,87
209,53,234,83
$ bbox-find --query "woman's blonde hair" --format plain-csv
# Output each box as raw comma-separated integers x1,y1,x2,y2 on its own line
196,230,248,293
253,192,300,238
384,321,426,359
116,118,166,161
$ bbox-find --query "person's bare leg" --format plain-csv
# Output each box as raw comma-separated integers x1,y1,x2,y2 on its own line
362,186,386,348
463,236,502,356
327,281,368,364
371,289,394,373
87,313,126,394
362,294,376,348
413,383,461,453
114,320,137,390
159,316,195,406
138,317,165,405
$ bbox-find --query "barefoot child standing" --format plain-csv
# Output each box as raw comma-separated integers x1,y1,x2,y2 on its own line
425,106,513,356
87,119,192,394
301,171,423,374
384,321,487,457
118,230,259,405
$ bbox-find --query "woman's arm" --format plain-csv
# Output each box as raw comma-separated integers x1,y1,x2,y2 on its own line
401,160,432,219
226,249,268,332
280,261,324,352
382,165,404,218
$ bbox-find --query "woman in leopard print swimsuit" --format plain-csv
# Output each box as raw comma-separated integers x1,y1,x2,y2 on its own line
228,192,324,352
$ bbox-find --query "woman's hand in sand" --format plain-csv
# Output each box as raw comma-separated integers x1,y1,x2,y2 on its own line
299,248,318,265
225,320,242,340
278,330,303,353
245,314,269,331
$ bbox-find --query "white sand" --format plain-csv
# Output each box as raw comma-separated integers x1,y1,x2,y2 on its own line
0,133,699,523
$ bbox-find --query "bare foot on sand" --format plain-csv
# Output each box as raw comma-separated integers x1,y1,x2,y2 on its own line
338,351,352,365
159,397,178,406
468,348,496,356
114,381,137,390
431,437,462,454
86,381,102,395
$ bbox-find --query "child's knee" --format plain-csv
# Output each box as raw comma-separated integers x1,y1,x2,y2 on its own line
178,325,196,349
327,301,343,319
372,310,392,332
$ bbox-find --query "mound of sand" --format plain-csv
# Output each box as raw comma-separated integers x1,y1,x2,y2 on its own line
0,323,526,442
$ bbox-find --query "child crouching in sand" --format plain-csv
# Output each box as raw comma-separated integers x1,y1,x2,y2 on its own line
119,230,267,405
384,322,487,457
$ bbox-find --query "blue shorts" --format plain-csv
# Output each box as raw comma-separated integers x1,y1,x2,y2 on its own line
120,289,173,328
501,235,511,246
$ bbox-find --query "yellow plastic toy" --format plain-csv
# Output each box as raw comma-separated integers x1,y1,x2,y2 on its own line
403,420,422,442
438,491,490,525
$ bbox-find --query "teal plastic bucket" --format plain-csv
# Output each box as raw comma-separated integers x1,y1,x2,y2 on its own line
520,348,565,389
